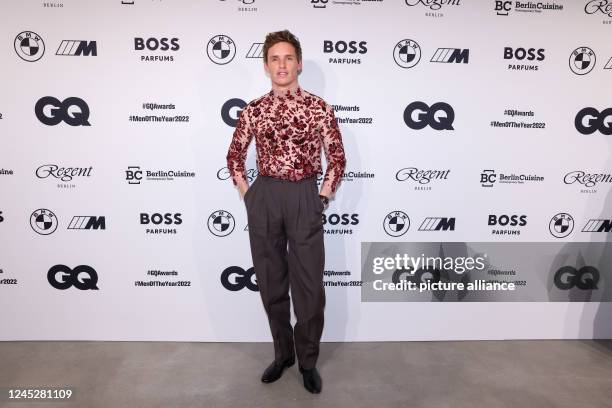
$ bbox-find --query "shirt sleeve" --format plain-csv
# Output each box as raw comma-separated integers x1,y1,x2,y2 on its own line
226,106,254,186
320,103,347,195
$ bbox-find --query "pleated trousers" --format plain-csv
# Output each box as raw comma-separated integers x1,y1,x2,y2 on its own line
244,174,325,370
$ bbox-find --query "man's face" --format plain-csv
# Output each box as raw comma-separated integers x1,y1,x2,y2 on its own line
264,41,302,88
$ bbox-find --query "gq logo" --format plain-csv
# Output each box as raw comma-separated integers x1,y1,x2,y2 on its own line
221,98,247,127
554,266,599,290
47,264,99,290
220,266,258,291
575,107,612,135
35,96,91,126
404,102,454,130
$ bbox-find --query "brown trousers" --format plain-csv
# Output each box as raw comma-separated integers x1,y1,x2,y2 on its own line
244,175,325,370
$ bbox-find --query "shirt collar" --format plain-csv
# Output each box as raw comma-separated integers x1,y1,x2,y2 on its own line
269,85,303,100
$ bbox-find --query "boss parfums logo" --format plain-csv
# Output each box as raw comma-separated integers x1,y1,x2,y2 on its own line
207,35,236,65
140,212,182,235
503,47,545,71
404,102,455,130
383,211,410,237
48,264,99,290
323,213,359,236
488,214,527,236
220,266,258,291
323,40,367,64
134,37,179,62
14,31,45,61
35,97,91,126
394,39,421,68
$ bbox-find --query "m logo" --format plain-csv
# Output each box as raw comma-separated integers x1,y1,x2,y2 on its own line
582,219,612,232
419,217,455,231
430,48,469,63
246,43,263,58
56,40,97,56
220,266,258,291
68,216,106,230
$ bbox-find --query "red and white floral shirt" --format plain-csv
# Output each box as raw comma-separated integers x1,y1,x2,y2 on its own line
226,86,346,195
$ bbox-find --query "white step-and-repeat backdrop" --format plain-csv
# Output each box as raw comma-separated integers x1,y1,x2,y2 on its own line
1,0,612,341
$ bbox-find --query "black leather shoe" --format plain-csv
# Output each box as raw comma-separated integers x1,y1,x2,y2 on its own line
299,366,322,394
261,357,295,383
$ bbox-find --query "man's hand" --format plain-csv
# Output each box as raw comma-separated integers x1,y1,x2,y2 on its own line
237,179,249,199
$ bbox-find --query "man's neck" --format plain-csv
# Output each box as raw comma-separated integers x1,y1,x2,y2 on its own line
271,82,301,98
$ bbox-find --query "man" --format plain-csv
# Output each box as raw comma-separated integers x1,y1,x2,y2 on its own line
226,30,346,394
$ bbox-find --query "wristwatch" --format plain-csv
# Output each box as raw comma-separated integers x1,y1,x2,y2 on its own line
318,194,329,208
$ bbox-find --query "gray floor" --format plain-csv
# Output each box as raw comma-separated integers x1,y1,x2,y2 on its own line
1,340,612,408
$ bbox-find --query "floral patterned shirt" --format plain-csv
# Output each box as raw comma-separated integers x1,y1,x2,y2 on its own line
226,86,346,195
